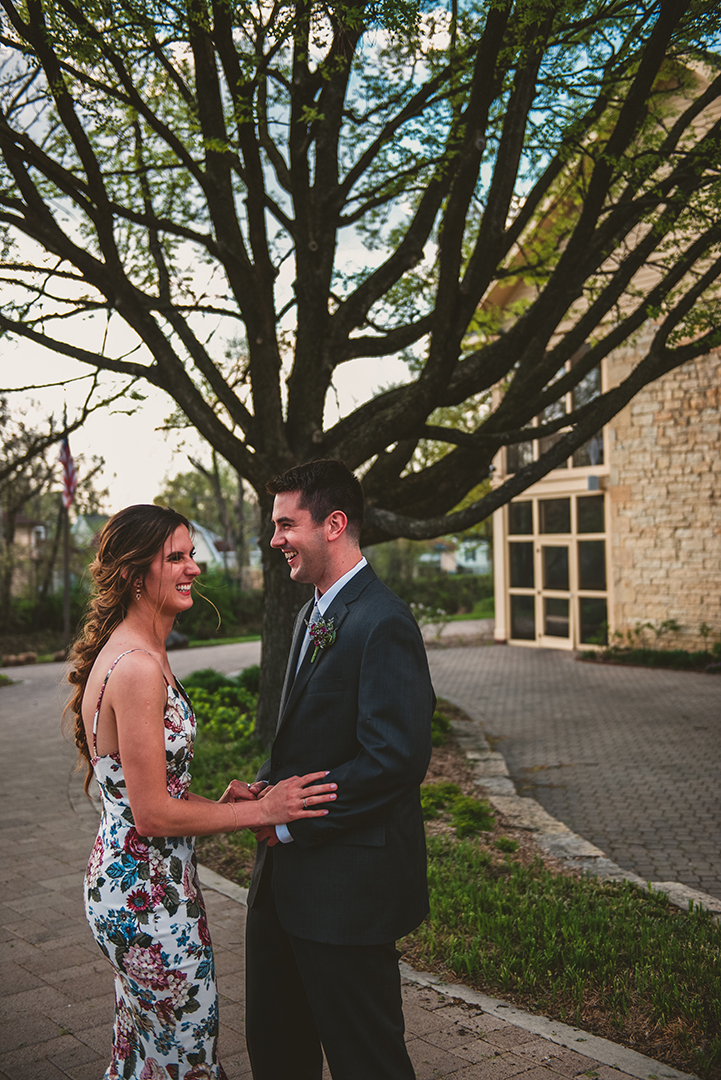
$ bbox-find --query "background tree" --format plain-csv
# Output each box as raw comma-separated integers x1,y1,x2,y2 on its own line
155,451,258,578
0,400,107,614
0,0,719,739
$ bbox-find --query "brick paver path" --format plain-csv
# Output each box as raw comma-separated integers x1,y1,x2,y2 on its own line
1,650,689,1080
428,645,721,899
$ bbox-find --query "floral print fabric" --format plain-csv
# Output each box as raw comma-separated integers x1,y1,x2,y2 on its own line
84,654,226,1080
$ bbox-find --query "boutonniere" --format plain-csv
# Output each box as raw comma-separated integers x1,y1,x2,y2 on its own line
308,614,337,662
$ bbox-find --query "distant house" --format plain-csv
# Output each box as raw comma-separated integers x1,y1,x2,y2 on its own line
418,538,491,576
190,521,237,573
73,514,110,547
4,513,46,595
73,515,244,578
456,540,491,576
190,522,263,589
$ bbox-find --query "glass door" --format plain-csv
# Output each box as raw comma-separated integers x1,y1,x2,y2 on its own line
538,543,573,647
505,493,609,649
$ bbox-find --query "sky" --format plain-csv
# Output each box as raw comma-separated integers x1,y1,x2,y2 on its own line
3,335,409,514
2,190,421,515
0,13,436,516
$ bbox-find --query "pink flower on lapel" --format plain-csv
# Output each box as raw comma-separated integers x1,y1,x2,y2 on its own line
308,615,337,662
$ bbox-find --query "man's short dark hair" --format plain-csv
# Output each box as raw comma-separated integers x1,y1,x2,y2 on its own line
266,459,364,540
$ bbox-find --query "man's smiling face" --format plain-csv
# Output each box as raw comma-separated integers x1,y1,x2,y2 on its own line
270,491,330,591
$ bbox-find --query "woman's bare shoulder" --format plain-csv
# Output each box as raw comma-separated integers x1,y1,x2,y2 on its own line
84,644,166,708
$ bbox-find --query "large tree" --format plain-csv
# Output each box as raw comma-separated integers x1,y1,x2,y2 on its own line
0,0,719,739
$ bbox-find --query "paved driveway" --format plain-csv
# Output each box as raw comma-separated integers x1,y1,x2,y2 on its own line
428,645,721,900
3,650,683,1080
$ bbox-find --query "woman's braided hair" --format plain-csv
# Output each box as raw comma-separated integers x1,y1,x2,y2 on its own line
67,504,192,794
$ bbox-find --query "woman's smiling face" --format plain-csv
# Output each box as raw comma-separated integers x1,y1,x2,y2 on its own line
141,525,201,614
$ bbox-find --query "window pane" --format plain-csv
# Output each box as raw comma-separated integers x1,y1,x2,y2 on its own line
572,432,604,467
509,542,534,588
507,441,534,474
510,595,535,640
543,546,569,591
539,498,570,533
578,540,606,590
508,501,533,535
541,397,566,423
538,431,568,467
577,496,605,533
572,366,601,409
544,597,569,638
579,598,608,645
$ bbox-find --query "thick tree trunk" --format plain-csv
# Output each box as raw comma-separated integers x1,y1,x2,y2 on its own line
0,510,16,614
255,501,313,747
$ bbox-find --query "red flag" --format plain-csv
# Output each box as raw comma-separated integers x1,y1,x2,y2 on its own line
59,437,78,509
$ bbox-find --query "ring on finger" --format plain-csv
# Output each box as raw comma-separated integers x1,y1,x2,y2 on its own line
302,798,307,810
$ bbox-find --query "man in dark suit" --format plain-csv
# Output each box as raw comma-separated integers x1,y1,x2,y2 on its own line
245,459,434,1080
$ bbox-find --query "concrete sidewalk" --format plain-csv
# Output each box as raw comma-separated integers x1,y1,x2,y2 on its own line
427,644,721,900
0,653,704,1080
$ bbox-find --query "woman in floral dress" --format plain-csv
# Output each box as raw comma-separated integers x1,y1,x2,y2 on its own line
67,505,337,1080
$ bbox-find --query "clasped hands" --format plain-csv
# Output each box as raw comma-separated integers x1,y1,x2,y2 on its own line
218,773,337,846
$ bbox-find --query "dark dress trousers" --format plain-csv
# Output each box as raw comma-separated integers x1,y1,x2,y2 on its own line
245,563,434,1079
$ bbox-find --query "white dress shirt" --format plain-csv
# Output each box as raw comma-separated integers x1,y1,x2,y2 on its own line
275,557,367,844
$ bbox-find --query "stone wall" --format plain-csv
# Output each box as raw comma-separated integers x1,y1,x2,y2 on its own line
607,346,721,651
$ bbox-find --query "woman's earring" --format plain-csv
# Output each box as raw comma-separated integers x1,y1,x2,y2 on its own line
134,579,142,601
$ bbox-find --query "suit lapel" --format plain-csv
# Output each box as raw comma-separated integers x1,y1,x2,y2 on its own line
276,598,314,732
276,564,377,733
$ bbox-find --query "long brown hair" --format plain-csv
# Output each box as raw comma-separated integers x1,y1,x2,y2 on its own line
67,504,192,794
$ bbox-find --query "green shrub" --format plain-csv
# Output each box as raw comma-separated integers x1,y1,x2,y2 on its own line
420,783,494,838
0,586,90,653
451,796,495,838
582,647,717,672
176,572,264,639
183,668,258,741
420,782,462,819
182,667,237,694
389,574,493,615
237,664,261,695
494,836,519,853
431,710,452,746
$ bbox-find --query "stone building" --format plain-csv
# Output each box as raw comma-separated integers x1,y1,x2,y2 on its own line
491,339,721,652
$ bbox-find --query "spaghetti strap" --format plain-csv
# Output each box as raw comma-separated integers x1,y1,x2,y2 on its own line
91,649,168,758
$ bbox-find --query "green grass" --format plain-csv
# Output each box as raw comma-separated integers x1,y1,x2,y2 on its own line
421,780,495,838
187,634,261,647
449,596,495,622
0,673,14,686
431,710,452,746
420,782,462,819
494,836,520,853
406,836,721,1079
187,670,721,1080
